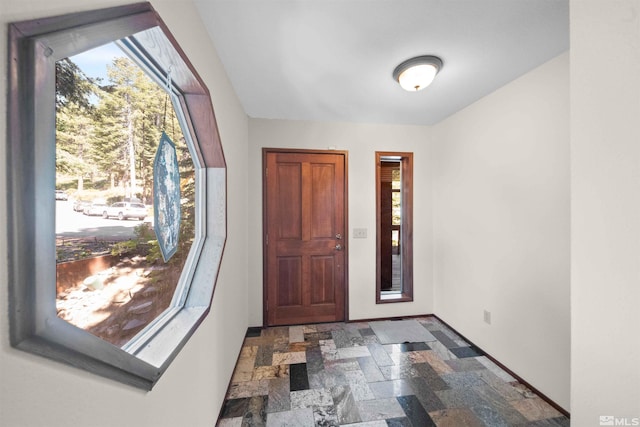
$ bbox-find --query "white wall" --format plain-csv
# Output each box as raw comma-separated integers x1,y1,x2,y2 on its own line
571,1,640,424
431,53,570,410
247,119,433,325
0,1,249,426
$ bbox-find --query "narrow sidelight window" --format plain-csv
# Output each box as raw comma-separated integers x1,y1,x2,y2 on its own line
376,152,413,303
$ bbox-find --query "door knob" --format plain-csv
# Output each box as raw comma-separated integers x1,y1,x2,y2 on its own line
335,233,342,240
335,244,342,251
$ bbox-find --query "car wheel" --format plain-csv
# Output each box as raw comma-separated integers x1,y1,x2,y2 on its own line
102,211,108,219
118,212,124,221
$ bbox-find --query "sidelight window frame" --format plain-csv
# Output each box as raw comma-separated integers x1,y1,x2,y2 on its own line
7,2,227,389
375,152,413,304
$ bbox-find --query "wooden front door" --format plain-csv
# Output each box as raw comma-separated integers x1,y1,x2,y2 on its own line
264,149,347,326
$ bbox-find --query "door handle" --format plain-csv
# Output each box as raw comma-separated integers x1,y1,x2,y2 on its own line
335,244,342,251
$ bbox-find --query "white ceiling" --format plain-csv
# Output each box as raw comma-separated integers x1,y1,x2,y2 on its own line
194,0,569,126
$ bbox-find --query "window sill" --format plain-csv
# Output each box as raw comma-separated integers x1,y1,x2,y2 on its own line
376,292,413,304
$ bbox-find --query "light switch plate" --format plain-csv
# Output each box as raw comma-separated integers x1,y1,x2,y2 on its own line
353,228,367,238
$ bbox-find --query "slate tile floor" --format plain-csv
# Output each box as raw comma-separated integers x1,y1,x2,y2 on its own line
217,317,569,426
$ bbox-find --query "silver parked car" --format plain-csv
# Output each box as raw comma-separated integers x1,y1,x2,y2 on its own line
102,202,147,221
83,200,108,216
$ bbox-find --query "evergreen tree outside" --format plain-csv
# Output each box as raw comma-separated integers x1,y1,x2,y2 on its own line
55,46,198,346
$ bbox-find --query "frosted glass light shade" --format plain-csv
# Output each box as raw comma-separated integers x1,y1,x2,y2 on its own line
393,56,442,92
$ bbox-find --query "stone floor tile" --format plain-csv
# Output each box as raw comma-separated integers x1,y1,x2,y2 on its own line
384,417,412,427
227,379,269,399
265,407,314,427
324,358,361,372
306,331,333,342
252,365,289,381
359,327,376,336
472,385,530,425
420,350,454,375
332,329,353,348
431,330,459,349
217,416,243,427
315,322,344,332
254,344,274,367
450,346,484,359
243,395,268,426
344,323,365,339
368,379,416,399
436,387,492,410
475,356,517,382
246,327,263,338
405,377,447,413
356,356,385,382
320,339,340,361
428,340,455,361
289,363,310,391
510,397,563,421
413,363,450,391
272,351,306,365
290,388,333,409
309,368,348,389
331,384,362,424
511,382,538,399
396,395,436,427
267,378,290,414
344,370,375,401
305,346,324,374
337,346,371,359
367,343,395,367
287,342,311,353
238,345,258,361
515,416,571,427
384,342,431,353
220,397,250,419
289,325,305,343
517,416,571,427
244,336,270,347
445,358,485,372
469,404,512,427
476,371,524,401
441,371,485,389
356,398,406,421
313,405,339,427
429,408,484,427
262,326,288,338
340,421,387,427
378,364,421,381
362,335,380,345
299,326,315,336
230,359,255,384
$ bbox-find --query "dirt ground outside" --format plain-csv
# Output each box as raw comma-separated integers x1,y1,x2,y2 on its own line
56,238,184,347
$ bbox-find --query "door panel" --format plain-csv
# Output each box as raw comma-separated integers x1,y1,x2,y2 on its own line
310,256,335,304
276,164,302,239
265,150,346,326
277,257,302,306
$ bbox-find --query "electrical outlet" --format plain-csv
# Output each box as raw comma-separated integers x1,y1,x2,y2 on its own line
484,310,492,325
353,228,367,238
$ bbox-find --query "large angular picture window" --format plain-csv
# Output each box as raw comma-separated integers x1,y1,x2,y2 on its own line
7,3,226,389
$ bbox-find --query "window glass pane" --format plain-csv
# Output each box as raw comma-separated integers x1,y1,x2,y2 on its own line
55,42,196,348
392,191,402,226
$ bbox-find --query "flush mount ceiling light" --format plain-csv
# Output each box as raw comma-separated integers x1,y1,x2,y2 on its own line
393,55,443,92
